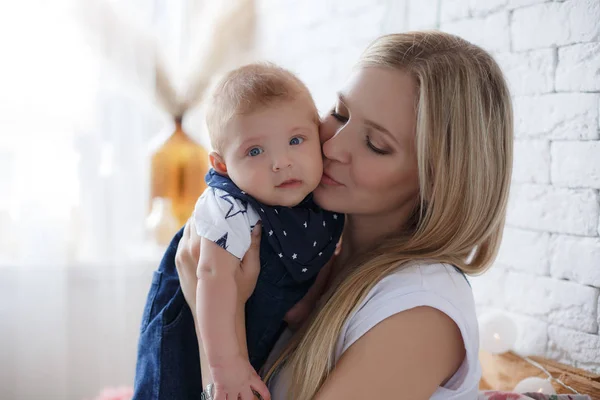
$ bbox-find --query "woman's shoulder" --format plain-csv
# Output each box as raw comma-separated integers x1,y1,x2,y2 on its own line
360,262,474,308
335,262,481,397
353,261,479,344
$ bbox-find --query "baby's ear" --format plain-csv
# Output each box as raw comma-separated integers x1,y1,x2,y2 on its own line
209,152,228,175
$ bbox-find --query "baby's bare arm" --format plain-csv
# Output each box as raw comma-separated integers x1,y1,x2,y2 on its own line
196,238,244,368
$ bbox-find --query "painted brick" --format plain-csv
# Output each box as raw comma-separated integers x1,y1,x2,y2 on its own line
548,325,600,373
550,235,600,287
440,0,471,22
441,11,510,53
510,313,548,356
407,0,438,30
513,140,550,184
513,94,600,140
470,0,508,17
496,227,550,275
551,141,600,189
507,0,547,9
381,0,409,33
506,184,600,236
471,268,508,308
511,1,600,51
495,49,555,95
504,272,599,333
556,43,600,92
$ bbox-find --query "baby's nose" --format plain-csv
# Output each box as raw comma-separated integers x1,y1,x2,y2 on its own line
272,154,292,171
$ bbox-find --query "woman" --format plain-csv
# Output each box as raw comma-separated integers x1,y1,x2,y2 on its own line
135,30,512,400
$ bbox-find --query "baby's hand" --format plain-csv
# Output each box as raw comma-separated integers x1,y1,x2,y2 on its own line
210,355,270,400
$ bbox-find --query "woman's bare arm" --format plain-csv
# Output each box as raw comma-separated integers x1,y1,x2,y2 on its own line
314,306,465,400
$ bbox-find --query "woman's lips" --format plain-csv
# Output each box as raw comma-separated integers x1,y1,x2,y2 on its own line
320,171,343,186
276,179,302,188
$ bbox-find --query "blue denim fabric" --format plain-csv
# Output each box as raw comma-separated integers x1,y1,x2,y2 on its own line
132,227,203,400
133,228,316,399
245,249,314,370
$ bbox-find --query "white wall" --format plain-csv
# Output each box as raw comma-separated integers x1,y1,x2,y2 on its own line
255,0,600,372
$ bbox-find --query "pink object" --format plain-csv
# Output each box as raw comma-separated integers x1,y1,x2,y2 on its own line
479,391,532,400
90,386,133,400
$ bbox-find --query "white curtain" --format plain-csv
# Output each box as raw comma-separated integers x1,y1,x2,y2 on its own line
0,1,255,398
0,0,257,268
1,0,162,268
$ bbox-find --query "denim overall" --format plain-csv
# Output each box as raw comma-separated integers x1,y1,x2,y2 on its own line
133,171,344,399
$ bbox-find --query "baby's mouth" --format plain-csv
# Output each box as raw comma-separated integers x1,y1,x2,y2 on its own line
276,179,302,188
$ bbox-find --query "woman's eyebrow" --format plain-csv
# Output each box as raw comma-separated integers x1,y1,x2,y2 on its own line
365,120,396,142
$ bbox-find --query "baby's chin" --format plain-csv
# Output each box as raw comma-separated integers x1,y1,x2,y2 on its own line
257,188,313,208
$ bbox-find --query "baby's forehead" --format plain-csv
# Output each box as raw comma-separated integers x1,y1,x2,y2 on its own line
221,105,315,146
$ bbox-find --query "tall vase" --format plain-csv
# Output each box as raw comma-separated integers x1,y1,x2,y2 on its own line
149,117,209,227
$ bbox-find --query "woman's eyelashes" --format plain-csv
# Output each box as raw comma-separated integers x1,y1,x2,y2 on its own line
365,135,389,155
330,105,349,123
330,105,389,155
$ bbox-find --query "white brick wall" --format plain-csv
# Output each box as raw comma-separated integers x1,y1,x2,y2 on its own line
256,0,600,373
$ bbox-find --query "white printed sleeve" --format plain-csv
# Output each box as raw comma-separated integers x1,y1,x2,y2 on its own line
193,187,261,259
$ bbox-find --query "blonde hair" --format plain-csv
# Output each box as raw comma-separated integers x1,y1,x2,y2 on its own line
265,31,514,399
205,63,318,152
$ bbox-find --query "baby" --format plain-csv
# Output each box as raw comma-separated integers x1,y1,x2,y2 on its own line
193,63,344,399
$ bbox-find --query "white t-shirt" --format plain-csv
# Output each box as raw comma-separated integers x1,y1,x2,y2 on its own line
264,262,481,399
193,187,261,259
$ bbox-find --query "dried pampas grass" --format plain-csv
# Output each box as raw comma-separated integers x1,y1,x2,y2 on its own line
73,0,256,120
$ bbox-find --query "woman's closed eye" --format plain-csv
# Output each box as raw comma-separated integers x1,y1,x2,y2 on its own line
366,135,389,155
331,111,349,123
247,147,264,157
330,107,350,124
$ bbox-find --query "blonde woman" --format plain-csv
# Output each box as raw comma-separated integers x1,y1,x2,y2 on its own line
136,30,513,400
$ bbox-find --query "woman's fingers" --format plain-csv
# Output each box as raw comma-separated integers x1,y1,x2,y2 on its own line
241,222,261,275
251,377,271,400
334,235,342,256
187,219,200,263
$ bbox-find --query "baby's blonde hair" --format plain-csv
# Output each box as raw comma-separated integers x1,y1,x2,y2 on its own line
265,31,514,399
206,63,318,152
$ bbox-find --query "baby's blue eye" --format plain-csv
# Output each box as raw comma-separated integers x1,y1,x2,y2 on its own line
248,147,263,157
290,137,304,145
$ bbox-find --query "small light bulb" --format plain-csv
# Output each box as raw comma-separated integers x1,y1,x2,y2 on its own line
479,312,518,354
513,377,556,395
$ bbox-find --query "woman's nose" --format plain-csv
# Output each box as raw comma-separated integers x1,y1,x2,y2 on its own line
322,124,352,164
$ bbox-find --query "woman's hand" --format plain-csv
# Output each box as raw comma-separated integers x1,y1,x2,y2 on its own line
236,222,263,302
175,219,202,310
284,238,342,331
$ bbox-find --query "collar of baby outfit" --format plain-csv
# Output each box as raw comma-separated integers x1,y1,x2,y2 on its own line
205,169,344,283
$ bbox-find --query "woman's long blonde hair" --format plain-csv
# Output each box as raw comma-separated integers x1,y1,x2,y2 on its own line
265,31,513,399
